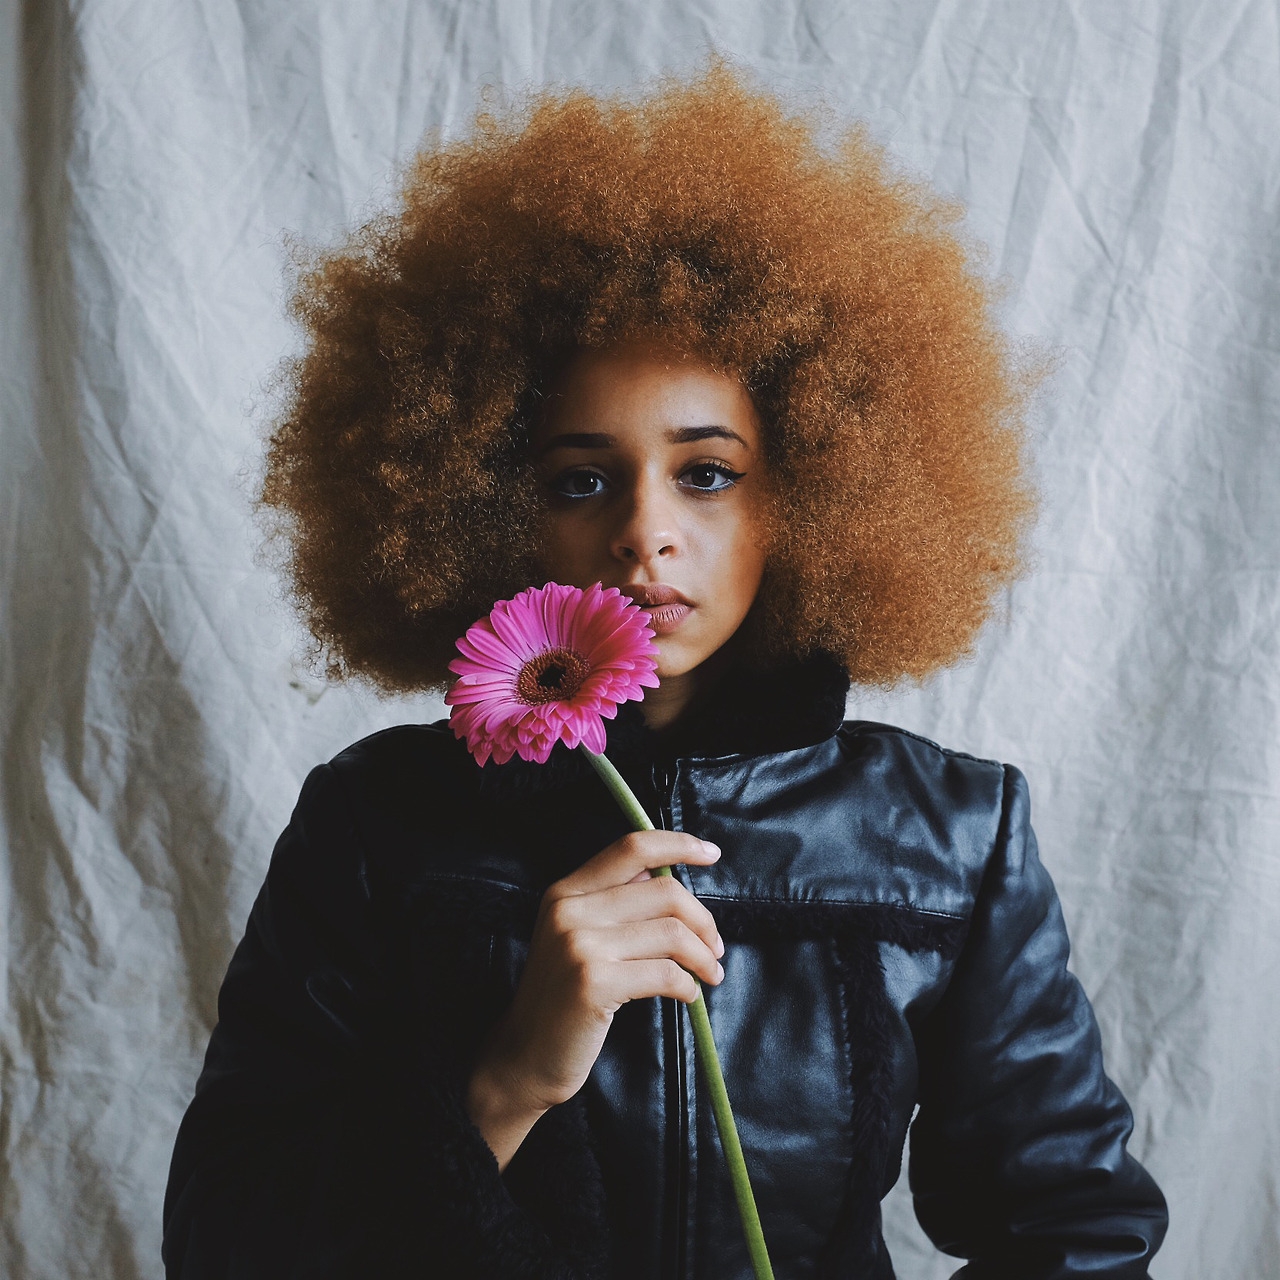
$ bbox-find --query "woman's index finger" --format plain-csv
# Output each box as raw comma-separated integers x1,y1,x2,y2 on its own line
562,830,721,897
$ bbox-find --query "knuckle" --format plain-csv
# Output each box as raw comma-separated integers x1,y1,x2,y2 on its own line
659,876,684,903
561,930,592,968
660,916,686,945
574,964,601,1002
544,895,577,933
540,887,566,921
619,831,646,856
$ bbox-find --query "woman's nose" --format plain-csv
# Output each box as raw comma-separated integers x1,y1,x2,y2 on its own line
610,478,680,566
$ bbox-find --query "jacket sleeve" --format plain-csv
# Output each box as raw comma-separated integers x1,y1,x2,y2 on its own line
162,761,606,1280
908,764,1168,1279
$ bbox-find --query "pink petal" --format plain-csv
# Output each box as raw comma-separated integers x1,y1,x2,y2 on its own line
446,684,521,710
548,581,578,647
448,703,484,734
457,624,523,671
581,582,617,644
537,583,565,648
448,672,520,695
488,599,542,658
581,716,607,753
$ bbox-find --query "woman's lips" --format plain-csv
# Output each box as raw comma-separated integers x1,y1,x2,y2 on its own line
641,602,692,635
620,584,693,635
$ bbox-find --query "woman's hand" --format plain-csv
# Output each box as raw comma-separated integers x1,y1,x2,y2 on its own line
465,830,725,1166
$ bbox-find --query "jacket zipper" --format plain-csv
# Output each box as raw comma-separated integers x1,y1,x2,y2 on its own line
653,761,689,1280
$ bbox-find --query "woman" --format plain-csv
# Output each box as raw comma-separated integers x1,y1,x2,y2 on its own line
163,65,1167,1277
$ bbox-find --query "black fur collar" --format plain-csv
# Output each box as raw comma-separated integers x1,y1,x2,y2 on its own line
470,648,851,800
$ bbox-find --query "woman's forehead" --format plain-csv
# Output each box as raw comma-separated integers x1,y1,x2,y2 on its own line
533,342,761,447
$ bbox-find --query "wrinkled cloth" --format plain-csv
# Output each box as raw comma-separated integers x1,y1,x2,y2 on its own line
163,655,1167,1277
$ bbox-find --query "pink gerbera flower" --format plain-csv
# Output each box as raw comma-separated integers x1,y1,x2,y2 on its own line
445,581,660,767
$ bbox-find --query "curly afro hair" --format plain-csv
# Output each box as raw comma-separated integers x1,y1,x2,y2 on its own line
260,61,1037,694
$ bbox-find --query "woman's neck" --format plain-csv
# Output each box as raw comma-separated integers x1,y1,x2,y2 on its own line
638,672,696,731
639,646,733,733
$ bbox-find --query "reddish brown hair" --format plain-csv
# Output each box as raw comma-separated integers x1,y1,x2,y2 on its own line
260,63,1037,692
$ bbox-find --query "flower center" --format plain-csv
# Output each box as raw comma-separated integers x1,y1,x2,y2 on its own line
515,647,592,705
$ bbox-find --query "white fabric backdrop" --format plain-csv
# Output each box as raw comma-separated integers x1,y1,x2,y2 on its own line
3,1,1278,1276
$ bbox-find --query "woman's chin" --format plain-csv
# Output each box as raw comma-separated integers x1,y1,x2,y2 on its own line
651,642,699,682
651,635,733,684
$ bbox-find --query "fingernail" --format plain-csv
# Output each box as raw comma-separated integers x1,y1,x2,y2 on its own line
714,934,725,957
702,841,721,857
715,962,725,981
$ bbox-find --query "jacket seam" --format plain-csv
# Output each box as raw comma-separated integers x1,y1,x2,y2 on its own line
407,869,543,898
397,873,969,927
837,720,1006,770
697,893,964,921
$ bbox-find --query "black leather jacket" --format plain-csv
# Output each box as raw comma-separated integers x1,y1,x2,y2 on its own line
163,653,1167,1278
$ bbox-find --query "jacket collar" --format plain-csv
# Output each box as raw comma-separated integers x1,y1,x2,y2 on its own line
471,648,851,800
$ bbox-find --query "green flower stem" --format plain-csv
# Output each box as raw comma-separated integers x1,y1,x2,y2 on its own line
580,746,775,1280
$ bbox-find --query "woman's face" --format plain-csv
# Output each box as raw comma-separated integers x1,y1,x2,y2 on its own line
529,342,770,685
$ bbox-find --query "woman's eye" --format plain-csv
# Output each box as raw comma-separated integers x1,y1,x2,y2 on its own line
683,462,746,492
551,469,607,498
548,461,745,499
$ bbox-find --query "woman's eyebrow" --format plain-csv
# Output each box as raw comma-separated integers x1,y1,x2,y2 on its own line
533,432,614,457
671,425,751,449
534,425,751,457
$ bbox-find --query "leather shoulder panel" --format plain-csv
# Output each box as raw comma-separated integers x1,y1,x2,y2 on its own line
321,722,636,899
323,723,505,887
678,721,1008,922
